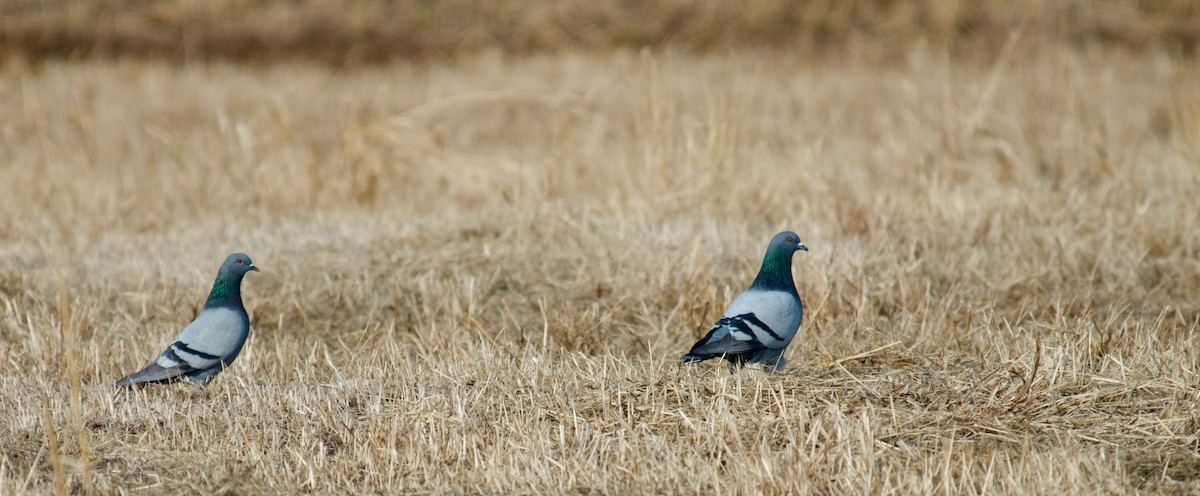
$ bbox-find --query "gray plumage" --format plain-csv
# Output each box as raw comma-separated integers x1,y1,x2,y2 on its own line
116,253,259,388
682,231,808,372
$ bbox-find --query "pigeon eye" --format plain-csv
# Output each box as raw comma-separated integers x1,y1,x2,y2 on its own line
786,237,794,243
236,258,243,264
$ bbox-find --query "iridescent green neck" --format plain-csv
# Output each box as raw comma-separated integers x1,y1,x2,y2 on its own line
749,249,796,292
204,273,244,309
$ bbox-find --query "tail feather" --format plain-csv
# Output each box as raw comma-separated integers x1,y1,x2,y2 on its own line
681,352,717,363
115,362,191,389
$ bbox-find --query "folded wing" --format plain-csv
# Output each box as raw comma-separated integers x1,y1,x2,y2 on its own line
681,290,802,362
116,307,248,388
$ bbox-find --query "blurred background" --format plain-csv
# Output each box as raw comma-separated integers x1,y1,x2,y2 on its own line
4,0,1198,65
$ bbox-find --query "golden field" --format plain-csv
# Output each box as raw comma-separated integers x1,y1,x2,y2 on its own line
1,2,1200,494
4,0,1200,64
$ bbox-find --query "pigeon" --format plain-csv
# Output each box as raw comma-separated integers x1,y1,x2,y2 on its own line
682,231,808,372
116,253,259,388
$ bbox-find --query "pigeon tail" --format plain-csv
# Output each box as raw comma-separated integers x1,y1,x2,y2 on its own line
681,352,718,363
116,362,225,389
680,349,787,372
115,362,192,388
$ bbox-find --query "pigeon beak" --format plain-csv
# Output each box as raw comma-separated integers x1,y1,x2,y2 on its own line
249,264,260,272
798,243,809,252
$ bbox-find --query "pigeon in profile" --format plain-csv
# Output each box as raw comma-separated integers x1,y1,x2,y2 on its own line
682,231,808,372
116,253,259,388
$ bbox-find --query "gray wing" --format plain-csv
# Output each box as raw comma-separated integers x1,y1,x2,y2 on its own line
116,307,248,388
115,340,224,387
683,313,773,358
681,290,802,362
719,290,803,348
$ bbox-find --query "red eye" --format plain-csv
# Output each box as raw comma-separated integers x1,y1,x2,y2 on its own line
786,237,794,243
236,258,244,264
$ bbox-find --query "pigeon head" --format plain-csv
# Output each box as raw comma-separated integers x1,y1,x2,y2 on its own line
219,252,260,278
205,252,258,309
750,231,808,292
768,231,808,255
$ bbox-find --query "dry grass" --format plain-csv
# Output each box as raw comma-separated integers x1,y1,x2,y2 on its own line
2,29,1200,495
3,0,1200,64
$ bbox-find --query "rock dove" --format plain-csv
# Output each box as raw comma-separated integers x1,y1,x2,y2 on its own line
682,231,808,372
116,253,259,388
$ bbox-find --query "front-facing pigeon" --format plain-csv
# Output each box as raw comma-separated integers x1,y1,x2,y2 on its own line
682,231,808,372
116,253,259,388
